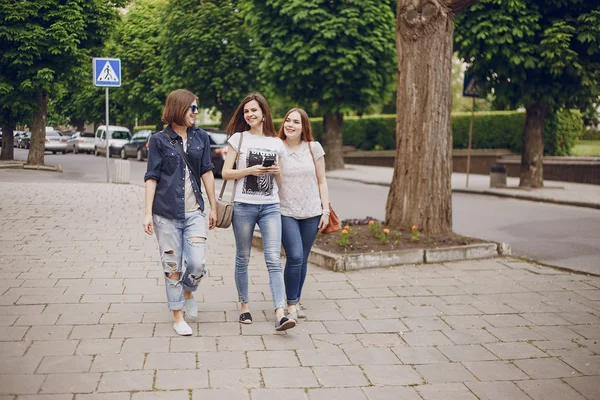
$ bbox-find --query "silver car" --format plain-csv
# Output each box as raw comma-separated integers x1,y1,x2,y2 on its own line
45,130,68,154
66,131,95,154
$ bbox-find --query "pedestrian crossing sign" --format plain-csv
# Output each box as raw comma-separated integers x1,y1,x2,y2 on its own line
93,58,121,87
463,73,480,98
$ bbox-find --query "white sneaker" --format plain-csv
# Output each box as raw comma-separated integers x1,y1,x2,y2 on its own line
184,298,198,320
173,321,192,336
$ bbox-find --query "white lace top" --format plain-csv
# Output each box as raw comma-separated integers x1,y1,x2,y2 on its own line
279,141,325,219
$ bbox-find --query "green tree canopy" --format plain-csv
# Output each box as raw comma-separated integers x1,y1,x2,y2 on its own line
0,0,126,164
242,0,396,169
162,0,260,128
455,0,600,186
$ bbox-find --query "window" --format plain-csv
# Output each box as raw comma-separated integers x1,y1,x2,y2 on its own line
81,132,95,138
111,130,131,140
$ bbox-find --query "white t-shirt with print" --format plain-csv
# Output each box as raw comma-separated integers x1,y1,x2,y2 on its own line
279,141,325,219
228,131,286,205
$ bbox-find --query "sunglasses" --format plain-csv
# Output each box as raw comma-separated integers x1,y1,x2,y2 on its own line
189,104,199,113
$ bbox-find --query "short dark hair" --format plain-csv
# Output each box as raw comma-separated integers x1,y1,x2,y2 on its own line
278,108,314,142
226,93,277,137
162,89,197,126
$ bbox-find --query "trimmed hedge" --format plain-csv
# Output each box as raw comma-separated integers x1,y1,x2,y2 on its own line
133,123,221,133
274,110,582,155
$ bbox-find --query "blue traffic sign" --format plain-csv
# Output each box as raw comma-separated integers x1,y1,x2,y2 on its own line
93,58,121,87
463,73,480,98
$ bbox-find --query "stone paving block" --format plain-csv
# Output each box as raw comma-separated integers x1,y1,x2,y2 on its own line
323,320,366,334
513,358,580,379
263,333,316,351
90,354,145,372
416,383,478,400
0,315,18,326
41,373,101,394
0,356,42,374
312,366,369,387
217,335,264,351
561,355,600,375
557,312,600,325
362,364,422,386
442,329,498,345
75,339,124,355
564,376,600,400
391,346,449,364
520,312,572,326
437,344,498,362
154,369,209,390
361,386,421,400
359,319,408,334
195,351,246,369
483,341,547,359
241,322,282,336
531,325,584,341
308,388,367,400
302,309,346,321
18,395,74,400
414,363,476,383
0,374,46,394
463,361,529,381
296,347,351,367
37,355,93,374
247,350,299,368
56,313,102,326
120,338,169,353
0,341,30,357
110,324,154,338
171,337,216,352
395,305,440,318
192,389,250,400
25,326,73,341
290,322,328,335
465,381,532,400
0,326,29,340
131,391,187,400
27,340,79,357
570,324,600,339
400,331,454,347
249,390,308,400
482,314,529,327
261,367,318,388
198,322,241,337
402,316,450,331
144,352,196,369
15,314,60,326
97,371,154,392
98,313,143,325
345,347,401,365
486,326,547,342
45,304,109,315
208,368,261,389
356,333,405,348
70,325,112,339
442,315,493,330
517,379,587,400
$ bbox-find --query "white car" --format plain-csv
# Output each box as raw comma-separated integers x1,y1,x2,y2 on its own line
45,130,68,154
67,131,96,154
94,125,132,157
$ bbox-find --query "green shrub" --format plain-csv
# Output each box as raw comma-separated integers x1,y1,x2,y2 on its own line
133,123,221,133
451,111,525,151
543,110,583,156
581,128,600,140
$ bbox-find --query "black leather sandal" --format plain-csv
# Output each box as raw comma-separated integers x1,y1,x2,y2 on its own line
239,312,253,324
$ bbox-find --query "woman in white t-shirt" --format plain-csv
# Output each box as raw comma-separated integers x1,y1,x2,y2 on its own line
221,93,296,332
278,108,330,321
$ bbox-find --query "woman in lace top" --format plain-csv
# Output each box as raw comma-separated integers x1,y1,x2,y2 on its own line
278,108,330,320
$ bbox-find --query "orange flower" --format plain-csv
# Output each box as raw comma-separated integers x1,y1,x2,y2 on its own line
344,225,350,230
411,225,418,231
341,229,349,235
383,228,390,234
368,220,375,226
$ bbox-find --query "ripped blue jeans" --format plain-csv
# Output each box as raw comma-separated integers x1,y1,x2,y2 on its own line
153,210,207,311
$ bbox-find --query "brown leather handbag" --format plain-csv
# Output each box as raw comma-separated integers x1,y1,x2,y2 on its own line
216,133,244,228
308,142,341,234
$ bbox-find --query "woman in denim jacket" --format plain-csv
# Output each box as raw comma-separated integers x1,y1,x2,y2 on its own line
143,89,217,336
221,93,296,332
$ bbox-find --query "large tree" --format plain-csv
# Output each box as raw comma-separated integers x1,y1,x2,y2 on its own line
455,0,600,187
385,0,476,234
243,0,396,170
0,0,125,166
162,0,259,129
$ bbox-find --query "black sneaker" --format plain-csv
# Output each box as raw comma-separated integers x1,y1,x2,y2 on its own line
239,312,253,324
275,316,296,331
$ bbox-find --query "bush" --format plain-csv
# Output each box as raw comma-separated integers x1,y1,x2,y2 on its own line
581,128,600,140
543,110,583,156
133,123,221,133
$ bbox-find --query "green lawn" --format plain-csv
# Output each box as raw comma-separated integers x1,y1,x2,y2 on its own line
572,140,600,156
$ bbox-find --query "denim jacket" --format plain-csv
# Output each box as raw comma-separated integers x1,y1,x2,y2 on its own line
144,126,214,220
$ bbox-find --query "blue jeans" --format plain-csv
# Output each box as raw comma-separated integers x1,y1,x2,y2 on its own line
232,202,285,309
281,215,320,305
153,210,207,311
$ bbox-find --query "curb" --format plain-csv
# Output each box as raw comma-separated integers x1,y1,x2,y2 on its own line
252,230,511,272
0,162,63,172
327,176,600,211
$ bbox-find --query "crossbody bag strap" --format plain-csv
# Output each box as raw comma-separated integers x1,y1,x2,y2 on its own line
161,131,202,192
218,132,244,201
307,141,324,206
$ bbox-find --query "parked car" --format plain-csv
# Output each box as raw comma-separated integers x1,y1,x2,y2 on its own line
66,131,95,154
18,132,31,149
205,129,228,178
120,130,152,161
45,130,68,154
94,125,132,157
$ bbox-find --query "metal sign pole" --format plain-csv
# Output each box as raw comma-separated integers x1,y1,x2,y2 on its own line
466,97,475,187
105,87,110,183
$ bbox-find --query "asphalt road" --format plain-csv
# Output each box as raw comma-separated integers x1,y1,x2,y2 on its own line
6,149,600,274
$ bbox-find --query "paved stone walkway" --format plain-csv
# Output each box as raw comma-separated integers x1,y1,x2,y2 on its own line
1,182,599,399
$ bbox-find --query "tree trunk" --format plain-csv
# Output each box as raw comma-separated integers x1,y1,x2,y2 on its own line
519,104,548,188
220,107,233,130
321,112,345,171
0,123,15,160
386,0,456,235
27,91,48,166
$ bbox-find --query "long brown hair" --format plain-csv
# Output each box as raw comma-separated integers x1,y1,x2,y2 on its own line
278,108,314,142
162,89,198,126
226,93,277,137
